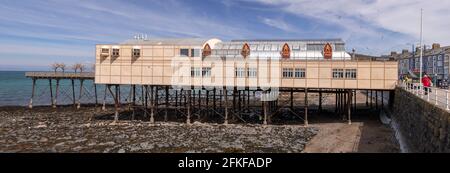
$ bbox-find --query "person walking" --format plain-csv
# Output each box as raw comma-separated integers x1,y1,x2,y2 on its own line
422,74,432,95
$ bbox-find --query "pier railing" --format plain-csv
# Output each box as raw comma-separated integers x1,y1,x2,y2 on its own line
25,72,94,79
399,81,450,111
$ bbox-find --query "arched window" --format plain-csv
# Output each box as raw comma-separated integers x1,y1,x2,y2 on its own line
324,43,333,59
281,43,290,59
241,43,250,58
202,43,211,58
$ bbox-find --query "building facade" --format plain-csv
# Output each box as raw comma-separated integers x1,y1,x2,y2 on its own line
95,38,398,90
395,43,450,82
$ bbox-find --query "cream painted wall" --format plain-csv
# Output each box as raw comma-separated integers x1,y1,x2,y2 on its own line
95,44,398,90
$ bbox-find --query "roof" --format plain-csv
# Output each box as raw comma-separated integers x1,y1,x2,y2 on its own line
231,39,344,44
214,39,345,52
120,38,213,46
209,39,351,60
394,46,450,60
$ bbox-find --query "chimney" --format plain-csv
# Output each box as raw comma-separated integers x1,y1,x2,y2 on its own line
432,43,441,50
402,49,408,54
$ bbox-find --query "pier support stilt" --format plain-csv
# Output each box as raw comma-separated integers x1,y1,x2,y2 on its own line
319,89,323,113
114,85,119,122
223,87,228,125
348,90,352,125
54,79,59,108
143,85,147,118
94,84,98,106
29,78,36,109
102,84,107,111
304,88,308,126
107,85,119,122
77,79,84,109
366,90,369,107
263,91,267,125
290,89,294,111
187,89,191,124
150,86,155,124
213,88,217,112
131,85,136,120
165,86,169,122
49,79,54,108
376,90,379,110
71,79,76,107
335,89,338,113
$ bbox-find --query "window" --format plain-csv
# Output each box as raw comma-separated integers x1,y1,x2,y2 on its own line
263,44,271,51
191,49,200,57
101,48,109,54
345,69,357,79
256,45,264,51
332,69,344,79
282,68,293,78
271,44,279,51
191,67,201,77
112,49,120,56
235,68,245,77
180,49,189,57
294,68,306,78
247,68,257,78
202,67,211,77
132,49,140,57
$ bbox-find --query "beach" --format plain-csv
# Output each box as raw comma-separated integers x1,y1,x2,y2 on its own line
0,103,399,153
0,106,318,153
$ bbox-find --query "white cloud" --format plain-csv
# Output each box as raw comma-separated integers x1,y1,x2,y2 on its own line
260,17,294,32
250,0,450,54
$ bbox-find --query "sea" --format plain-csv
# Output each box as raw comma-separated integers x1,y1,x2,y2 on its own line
0,71,117,107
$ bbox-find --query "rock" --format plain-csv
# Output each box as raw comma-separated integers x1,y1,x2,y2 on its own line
118,149,125,153
72,146,84,151
39,137,48,142
35,124,47,128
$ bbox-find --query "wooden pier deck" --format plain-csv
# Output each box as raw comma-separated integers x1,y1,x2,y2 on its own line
25,72,94,80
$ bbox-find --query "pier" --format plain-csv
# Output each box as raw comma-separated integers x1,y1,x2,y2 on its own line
25,72,96,109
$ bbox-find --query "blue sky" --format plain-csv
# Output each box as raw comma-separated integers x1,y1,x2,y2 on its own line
1,0,449,71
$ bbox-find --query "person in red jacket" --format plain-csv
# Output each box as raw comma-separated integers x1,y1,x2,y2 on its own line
422,74,432,94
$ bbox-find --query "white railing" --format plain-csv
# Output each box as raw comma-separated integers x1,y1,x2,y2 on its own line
400,81,450,110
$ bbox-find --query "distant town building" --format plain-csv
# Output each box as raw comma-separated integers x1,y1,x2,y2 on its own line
391,43,450,82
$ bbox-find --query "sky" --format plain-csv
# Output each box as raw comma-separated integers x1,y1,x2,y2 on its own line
1,0,449,71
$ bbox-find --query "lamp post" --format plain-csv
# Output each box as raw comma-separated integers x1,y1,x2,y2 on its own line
419,9,424,91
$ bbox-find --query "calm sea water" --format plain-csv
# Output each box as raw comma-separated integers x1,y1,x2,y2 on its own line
0,71,32,106
0,71,117,106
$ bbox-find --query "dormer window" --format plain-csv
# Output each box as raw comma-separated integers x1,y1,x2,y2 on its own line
101,48,109,57
132,49,141,57
112,48,120,57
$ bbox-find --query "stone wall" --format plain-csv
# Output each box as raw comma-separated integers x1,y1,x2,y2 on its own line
392,87,450,152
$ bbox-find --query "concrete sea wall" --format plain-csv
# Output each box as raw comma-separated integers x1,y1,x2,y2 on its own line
392,87,450,152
